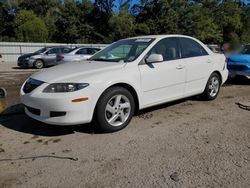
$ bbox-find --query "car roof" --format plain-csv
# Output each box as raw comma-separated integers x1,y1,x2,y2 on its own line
76,46,101,49
45,46,71,49
127,34,198,40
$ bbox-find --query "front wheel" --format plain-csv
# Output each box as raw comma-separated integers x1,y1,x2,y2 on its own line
201,73,221,100
34,60,44,69
94,87,135,132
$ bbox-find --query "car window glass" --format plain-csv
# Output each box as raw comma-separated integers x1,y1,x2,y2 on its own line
180,38,208,58
93,48,100,53
148,38,180,61
76,48,88,55
87,48,96,55
90,38,154,62
242,45,250,54
109,44,132,59
62,48,71,53
47,48,58,54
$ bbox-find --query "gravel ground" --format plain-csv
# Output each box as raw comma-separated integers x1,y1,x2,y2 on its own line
0,64,249,188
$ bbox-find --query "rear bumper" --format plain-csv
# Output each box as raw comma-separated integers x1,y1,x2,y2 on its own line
221,69,229,84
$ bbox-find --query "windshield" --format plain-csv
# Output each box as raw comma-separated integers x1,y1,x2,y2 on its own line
90,38,154,62
234,45,250,54
34,47,47,54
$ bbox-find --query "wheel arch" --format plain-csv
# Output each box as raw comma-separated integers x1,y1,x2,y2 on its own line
97,82,140,114
212,70,222,84
202,70,223,93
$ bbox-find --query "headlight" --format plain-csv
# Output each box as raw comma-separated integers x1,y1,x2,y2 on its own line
43,83,89,93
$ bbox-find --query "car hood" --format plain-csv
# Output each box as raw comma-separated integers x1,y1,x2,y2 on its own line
19,53,36,59
227,54,250,65
30,61,126,83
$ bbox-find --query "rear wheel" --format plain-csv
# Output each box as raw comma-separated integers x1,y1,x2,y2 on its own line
201,72,221,100
34,60,44,69
94,87,135,132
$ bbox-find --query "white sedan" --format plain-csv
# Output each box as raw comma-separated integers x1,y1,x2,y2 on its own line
56,47,101,64
21,35,228,132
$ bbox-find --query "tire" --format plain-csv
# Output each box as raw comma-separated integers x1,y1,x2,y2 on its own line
201,72,221,100
34,60,44,69
94,87,135,132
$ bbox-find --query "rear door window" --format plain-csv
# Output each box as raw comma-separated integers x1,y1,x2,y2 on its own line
76,48,88,55
179,38,208,58
62,48,72,53
87,48,98,55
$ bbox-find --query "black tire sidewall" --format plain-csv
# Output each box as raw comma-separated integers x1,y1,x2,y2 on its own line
95,87,135,132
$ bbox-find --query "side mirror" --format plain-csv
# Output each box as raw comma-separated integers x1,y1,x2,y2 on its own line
145,54,163,64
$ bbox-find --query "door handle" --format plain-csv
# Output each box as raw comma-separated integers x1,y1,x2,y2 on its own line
176,64,185,69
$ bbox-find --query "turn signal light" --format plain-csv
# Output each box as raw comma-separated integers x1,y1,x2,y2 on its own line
72,98,89,102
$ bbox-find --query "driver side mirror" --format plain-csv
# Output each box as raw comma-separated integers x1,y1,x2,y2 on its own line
145,54,163,64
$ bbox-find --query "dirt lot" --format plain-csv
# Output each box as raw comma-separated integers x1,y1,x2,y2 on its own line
0,64,249,188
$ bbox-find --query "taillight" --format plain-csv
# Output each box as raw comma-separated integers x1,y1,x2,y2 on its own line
57,55,64,61
225,58,228,63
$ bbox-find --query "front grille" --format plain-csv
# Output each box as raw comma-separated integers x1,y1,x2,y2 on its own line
227,64,248,71
23,78,44,93
25,106,40,116
50,111,66,117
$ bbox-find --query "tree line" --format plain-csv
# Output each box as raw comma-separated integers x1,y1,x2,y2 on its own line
0,0,249,44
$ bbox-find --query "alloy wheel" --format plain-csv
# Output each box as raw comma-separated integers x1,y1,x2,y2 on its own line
105,94,131,127
208,76,219,97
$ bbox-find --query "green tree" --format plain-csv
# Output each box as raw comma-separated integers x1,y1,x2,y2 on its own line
240,7,250,43
108,12,135,41
15,10,48,42
0,1,16,41
217,1,243,44
19,0,61,17
179,1,222,43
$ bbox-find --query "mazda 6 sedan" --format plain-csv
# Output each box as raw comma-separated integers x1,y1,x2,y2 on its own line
21,35,228,132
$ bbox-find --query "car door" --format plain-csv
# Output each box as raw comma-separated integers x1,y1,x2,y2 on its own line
43,48,60,65
139,37,186,107
75,48,88,61
179,37,212,96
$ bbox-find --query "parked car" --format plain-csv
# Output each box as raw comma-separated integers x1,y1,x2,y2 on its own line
17,46,72,69
20,35,228,132
227,44,250,79
207,44,222,53
56,47,101,64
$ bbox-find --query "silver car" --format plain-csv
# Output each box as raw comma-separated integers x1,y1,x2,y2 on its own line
17,47,72,69
56,47,101,64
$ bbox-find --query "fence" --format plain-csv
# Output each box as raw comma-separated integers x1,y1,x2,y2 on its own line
0,42,108,63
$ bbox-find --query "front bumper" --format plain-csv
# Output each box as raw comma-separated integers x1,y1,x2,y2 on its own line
228,70,250,79
20,82,95,126
18,59,35,68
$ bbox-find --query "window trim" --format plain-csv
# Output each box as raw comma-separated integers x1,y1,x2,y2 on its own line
139,37,182,65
